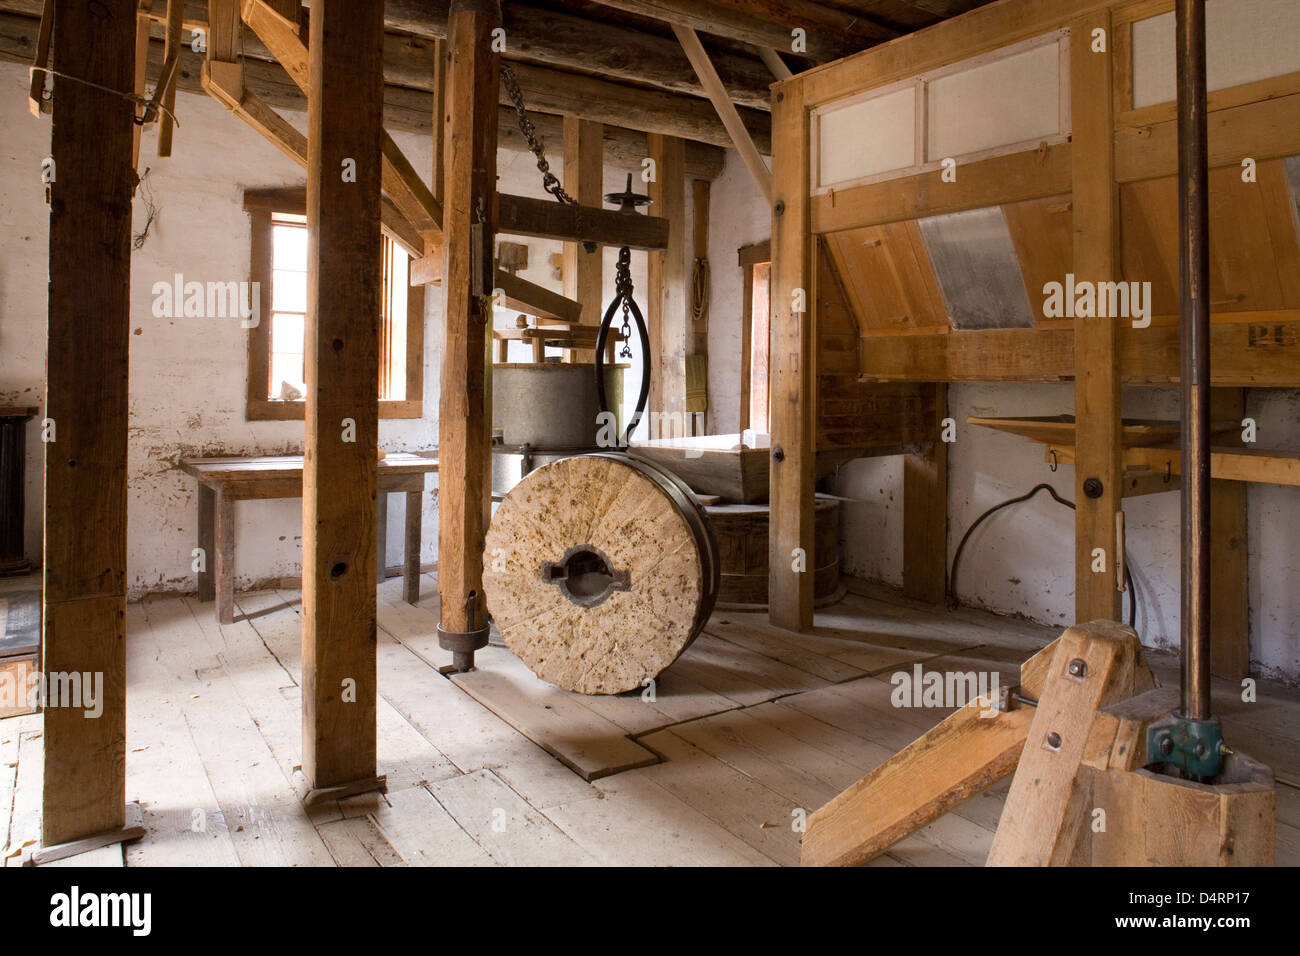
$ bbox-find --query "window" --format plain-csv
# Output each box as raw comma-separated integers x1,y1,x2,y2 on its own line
243,188,424,420
738,240,771,435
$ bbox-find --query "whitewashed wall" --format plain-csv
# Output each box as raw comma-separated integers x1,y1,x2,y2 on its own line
701,150,1300,683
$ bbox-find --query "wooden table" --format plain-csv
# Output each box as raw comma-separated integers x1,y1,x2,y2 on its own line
181,453,439,623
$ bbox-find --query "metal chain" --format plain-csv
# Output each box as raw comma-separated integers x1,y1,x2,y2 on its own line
615,247,634,359
500,62,595,253
501,62,576,207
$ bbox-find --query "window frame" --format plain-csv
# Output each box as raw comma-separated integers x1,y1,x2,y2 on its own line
243,187,425,421
738,239,771,434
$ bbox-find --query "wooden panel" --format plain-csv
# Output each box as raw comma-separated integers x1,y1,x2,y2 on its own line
1121,160,1300,319
823,221,948,335
437,0,499,639
1001,194,1074,328
1070,9,1123,625
301,0,384,789
648,134,687,419
41,0,135,845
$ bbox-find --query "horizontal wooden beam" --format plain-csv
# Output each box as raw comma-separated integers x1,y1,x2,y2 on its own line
495,269,583,323
0,10,727,178
858,321,1300,387
1115,91,1300,183
584,0,897,63
497,193,671,251
385,0,776,110
812,143,1072,234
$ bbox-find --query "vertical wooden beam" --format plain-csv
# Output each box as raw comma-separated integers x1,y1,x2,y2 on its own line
42,0,136,846
301,0,385,792
648,133,687,424
431,37,447,207
131,2,152,165
562,116,604,362
156,0,183,156
1071,11,1123,625
689,178,710,434
437,0,500,665
1209,388,1248,678
904,384,948,604
768,83,814,631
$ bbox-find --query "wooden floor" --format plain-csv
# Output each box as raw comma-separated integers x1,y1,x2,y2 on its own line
3,574,1298,867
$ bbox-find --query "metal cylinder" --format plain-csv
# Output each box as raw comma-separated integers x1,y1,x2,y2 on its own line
1176,0,1212,722
491,363,623,449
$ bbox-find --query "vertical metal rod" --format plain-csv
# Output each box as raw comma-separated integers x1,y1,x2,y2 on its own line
1176,0,1212,721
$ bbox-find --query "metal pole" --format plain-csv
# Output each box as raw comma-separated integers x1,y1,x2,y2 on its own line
1176,0,1212,722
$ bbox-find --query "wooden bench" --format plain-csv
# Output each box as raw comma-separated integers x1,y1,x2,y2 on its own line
181,453,439,623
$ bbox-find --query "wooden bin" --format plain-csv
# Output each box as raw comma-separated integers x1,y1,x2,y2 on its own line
707,496,843,611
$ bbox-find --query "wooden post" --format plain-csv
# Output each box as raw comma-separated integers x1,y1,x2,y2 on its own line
437,0,500,669
647,133,687,427
562,116,604,362
903,384,948,604
42,0,136,846
300,0,386,793
1070,11,1124,625
768,83,814,631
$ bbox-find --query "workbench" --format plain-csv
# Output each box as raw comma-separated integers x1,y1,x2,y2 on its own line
181,453,439,623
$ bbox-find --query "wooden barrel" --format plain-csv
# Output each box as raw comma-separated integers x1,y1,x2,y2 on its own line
707,496,843,611
483,453,719,695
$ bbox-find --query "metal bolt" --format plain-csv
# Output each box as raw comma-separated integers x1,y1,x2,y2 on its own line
1068,658,1088,678
774,199,786,216
772,446,785,462
1195,742,1206,757
1046,731,1062,749
1083,477,1104,499
1159,735,1175,756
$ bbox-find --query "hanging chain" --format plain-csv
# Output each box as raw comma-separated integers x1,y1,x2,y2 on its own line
501,62,575,206
615,247,634,359
500,62,595,253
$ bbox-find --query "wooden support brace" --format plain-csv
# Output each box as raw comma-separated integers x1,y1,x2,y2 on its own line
157,0,184,155
562,116,603,362
987,621,1157,866
26,0,53,117
495,270,583,324
241,0,442,240
673,23,772,202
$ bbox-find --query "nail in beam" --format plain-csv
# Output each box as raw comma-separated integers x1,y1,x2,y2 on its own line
41,0,135,849
436,0,500,672
301,0,386,797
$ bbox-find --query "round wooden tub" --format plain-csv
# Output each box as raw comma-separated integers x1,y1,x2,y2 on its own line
706,495,844,611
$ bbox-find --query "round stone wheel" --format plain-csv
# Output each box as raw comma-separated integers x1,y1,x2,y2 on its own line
483,453,719,695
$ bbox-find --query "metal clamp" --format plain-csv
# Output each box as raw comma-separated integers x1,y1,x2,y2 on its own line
1147,713,1226,782
438,592,489,672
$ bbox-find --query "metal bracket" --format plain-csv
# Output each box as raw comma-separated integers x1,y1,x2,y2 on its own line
1146,713,1226,782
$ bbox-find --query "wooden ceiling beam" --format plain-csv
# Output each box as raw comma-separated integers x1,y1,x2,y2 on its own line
582,0,899,63
0,10,726,177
